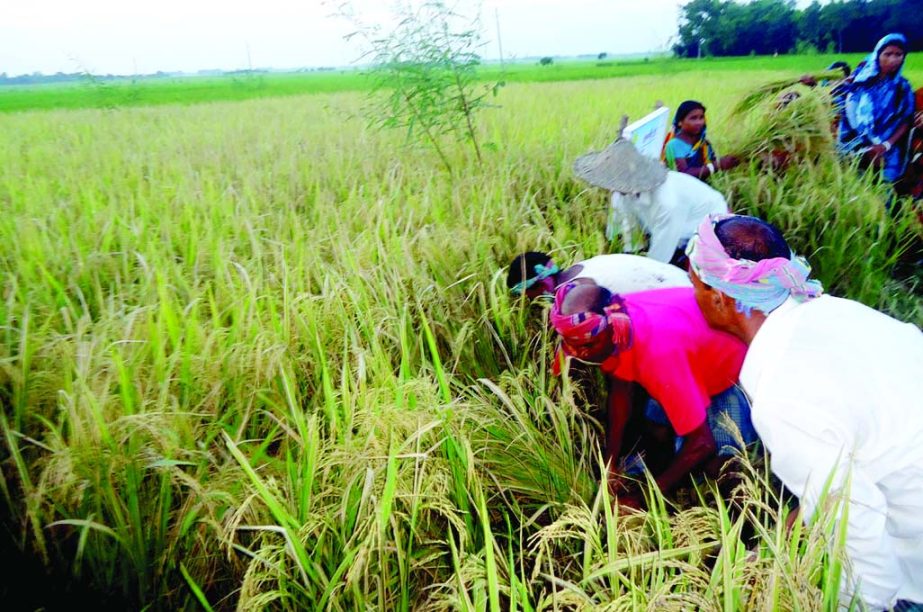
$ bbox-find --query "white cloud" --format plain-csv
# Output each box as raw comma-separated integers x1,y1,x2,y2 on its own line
1,0,685,76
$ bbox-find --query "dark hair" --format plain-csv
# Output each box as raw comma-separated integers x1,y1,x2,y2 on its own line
826,60,851,77
560,283,612,316
673,100,706,128
590,287,613,314
714,216,791,262
506,251,551,289
880,39,907,53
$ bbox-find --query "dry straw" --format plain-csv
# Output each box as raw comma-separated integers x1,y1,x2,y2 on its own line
730,86,837,164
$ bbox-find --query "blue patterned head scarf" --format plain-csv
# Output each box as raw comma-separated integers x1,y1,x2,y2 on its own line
852,33,907,85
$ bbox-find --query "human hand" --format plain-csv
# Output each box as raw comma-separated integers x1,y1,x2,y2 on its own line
798,74,817,87
616,493,644,511
608,473,630,499
768,150,790,171
915,111,923,129
866,144,888,160
608,475,645,510
718,155,740,171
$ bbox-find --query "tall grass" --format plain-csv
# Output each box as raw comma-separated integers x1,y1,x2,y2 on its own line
0,71,917,608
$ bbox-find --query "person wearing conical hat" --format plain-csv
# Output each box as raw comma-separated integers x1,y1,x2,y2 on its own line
573,138,729,264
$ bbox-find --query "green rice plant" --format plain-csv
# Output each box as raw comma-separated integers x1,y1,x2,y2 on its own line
466,370,598,507
715,158,921,323
180,561,216,612
0,65,916,609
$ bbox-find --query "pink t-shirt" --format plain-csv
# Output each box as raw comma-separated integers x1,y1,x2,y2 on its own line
600,287,746,436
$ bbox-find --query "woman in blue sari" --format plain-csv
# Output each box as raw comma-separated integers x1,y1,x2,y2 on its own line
836,33,914,183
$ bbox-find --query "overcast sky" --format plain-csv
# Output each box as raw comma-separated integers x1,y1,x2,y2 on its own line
1,0,804,76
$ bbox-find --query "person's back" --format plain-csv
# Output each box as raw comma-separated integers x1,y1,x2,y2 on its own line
740,293,923,610
743,294,923,464
602,287,747,436
506,251,690,299
687,213,923,609
551,283,753,504
651,172,729,226
568,254,691,294
619,172,729,262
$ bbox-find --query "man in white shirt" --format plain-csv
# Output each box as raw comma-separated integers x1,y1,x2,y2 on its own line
573,138,729,263
506,251,690,300
609,172,729,263
686,213,923,612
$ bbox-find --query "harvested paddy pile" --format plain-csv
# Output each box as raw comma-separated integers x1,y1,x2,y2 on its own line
730,86,837,166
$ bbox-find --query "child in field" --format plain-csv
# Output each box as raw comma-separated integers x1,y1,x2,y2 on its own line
661,100,739,181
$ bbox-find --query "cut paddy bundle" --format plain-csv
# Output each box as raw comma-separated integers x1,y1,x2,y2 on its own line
729,86,837,166
730,70,843,117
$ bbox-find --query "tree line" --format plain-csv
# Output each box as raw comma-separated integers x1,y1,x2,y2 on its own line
674,0,923,58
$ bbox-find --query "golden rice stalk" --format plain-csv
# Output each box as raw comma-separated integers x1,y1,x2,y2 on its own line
730,87,837,164
731,70,844,117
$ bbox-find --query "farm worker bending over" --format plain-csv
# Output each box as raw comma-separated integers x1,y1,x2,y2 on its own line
573,138,729,264
661,100,740,180
550,283,756,509
687,214,923,612
506,251,690,300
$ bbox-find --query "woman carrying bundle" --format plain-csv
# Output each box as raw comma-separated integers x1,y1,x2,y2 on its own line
661,100,740,182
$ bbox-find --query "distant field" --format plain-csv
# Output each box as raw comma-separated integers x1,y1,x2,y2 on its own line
6,52,921,113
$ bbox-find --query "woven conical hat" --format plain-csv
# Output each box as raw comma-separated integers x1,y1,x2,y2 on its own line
573,138,668,193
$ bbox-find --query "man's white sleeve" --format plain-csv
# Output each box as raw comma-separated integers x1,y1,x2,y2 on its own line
758,407,901,610
642,192,683,262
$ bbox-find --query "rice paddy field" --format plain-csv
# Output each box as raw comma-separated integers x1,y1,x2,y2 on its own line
1,55,921,609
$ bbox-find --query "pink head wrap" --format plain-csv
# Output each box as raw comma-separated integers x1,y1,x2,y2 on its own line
686,214,823,314
549,282,632,374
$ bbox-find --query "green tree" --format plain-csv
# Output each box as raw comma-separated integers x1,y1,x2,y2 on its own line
798,2,829,52
674,0,923,58
343,0,499,172
739,0,797,55
674,0,726,57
